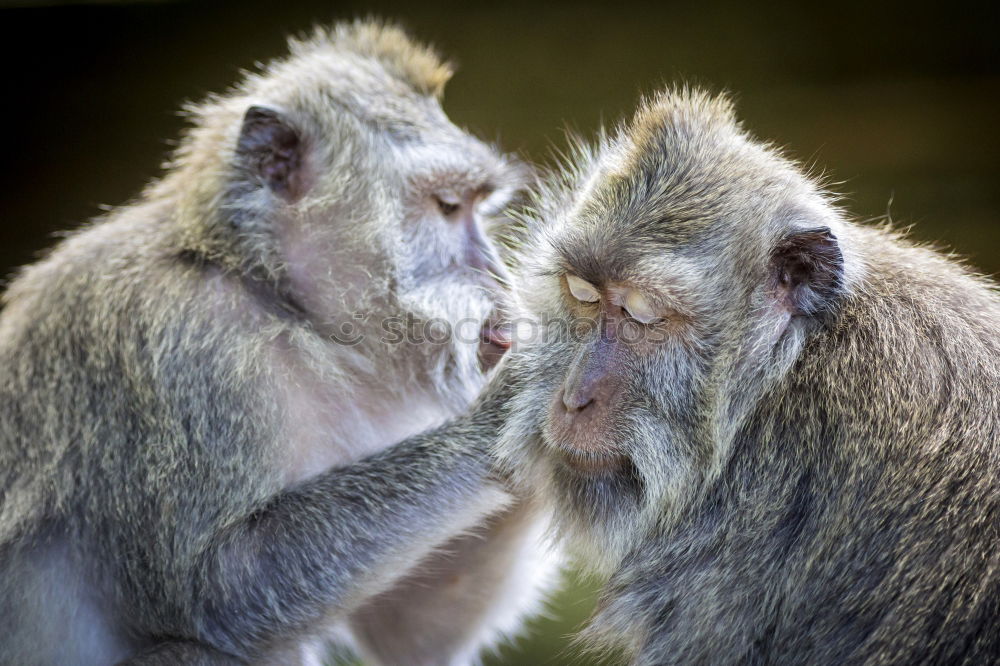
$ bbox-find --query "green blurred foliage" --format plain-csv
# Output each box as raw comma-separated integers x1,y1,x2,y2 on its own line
481,569,622,666
334,570,619,666
0,2,996,663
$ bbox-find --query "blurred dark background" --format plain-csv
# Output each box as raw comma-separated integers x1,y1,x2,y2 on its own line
1,1,997,663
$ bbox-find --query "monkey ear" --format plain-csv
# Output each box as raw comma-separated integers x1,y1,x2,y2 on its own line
769,227,844,317
235,105,307,201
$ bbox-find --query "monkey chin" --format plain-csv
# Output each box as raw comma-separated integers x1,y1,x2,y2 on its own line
542,425,632,479
553,445,630,477
540,434,645,574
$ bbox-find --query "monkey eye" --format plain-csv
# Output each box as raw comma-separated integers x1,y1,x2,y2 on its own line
435,195,461,218
623,290,662,324
566,275,600,303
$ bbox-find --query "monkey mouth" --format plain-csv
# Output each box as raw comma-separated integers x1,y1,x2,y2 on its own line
478,322,511,370
552,443,630,476
544,398,629,476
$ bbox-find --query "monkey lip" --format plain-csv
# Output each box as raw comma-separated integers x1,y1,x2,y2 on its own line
551,442,630,476
480,324,511,350
478,323,511,370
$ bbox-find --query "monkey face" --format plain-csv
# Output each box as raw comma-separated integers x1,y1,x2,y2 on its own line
226,50,527,400
516,270,712,570
542,288,653,472
387,128,526,371
497,88,851,573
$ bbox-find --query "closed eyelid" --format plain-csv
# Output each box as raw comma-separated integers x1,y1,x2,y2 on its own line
603,284,680,324
565,275,601,305
623,289,662,324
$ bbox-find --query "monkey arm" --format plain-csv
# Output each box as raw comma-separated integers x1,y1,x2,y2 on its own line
339,354,560,666
347,497,558,666
189,362,521,659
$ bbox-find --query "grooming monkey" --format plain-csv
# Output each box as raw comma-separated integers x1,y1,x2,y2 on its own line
0,21,557,665
474,88,996,663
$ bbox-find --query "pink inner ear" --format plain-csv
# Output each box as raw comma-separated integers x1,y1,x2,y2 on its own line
769,227,844,318
261,143,304,201
774,271,794,310
237,105,311,202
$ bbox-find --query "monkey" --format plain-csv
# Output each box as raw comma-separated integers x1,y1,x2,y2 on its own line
473,87,999,664
0,20,559,665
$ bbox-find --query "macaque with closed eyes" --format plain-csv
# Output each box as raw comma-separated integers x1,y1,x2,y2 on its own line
480,87,998,664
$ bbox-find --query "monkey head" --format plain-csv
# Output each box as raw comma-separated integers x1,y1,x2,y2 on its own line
497,88,862,572
159,21,524,401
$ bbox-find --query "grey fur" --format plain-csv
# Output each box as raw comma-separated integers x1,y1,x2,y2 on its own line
488,87,999,664
0,20,557,665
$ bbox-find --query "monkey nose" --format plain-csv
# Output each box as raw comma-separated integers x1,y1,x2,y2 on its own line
562,387,594,413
